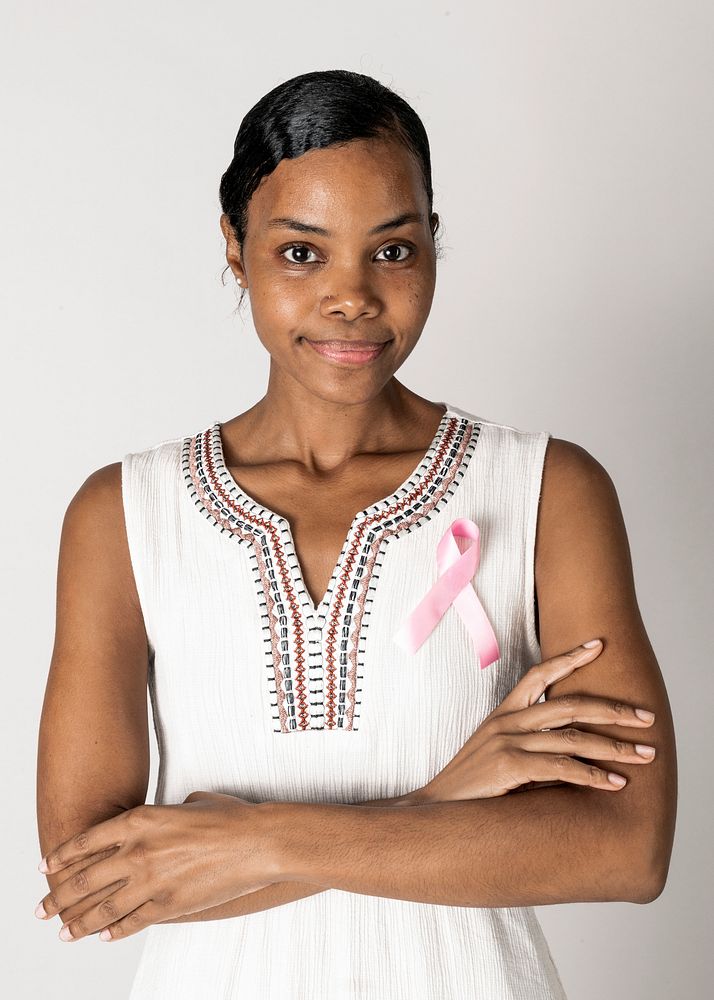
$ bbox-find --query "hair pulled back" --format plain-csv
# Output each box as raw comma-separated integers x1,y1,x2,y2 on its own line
218,69,441,305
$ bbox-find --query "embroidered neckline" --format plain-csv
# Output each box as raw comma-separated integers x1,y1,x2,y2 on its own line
183,403,481,732
209,403,454,614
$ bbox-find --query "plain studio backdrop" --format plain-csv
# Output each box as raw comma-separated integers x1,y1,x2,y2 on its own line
2,1,711,997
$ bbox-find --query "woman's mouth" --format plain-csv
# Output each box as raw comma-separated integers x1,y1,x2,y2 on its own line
302,338,390,366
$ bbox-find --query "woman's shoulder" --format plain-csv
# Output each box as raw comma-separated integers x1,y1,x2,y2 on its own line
63,424,192,541
63,462,124,533
121,427,187,462
447,402,547,438
58,461,142,619
120,426,193,497
447,402,552,455
448,402,612,489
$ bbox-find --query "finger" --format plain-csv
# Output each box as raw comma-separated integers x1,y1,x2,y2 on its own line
39,809,137,874
58,888,151,942
512,728,657,763
48,883,117,927
97,899,159,941
511,779,565,793
507,693,656,733
496,640,603,714
35,847,120,920
38,856,127,920
510,749,629,790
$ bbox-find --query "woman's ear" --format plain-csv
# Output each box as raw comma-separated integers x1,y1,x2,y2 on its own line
219,213,248,287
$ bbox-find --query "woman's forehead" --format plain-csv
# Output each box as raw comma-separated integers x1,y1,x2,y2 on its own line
249,141,426,227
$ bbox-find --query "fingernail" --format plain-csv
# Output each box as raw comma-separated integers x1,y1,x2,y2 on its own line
582,639,601,648
635,709,655,722
608,773,627,786
38,857,49,873
635,744,656,757
99,929,112,941
59,924,74,941
34,901,47,919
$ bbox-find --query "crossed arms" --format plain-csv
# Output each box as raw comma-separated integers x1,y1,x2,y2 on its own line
36,440,677,926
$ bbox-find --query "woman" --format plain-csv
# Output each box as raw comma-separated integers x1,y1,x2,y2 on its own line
36,69,676,998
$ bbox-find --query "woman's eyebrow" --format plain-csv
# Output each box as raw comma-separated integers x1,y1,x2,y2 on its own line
265,211,424,237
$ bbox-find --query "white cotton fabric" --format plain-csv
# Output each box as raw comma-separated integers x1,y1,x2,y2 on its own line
121,401,567,999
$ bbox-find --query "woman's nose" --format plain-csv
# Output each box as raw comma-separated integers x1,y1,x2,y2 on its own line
320,275,382,320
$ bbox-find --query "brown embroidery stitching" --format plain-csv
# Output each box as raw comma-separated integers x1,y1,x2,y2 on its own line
183,412,480,732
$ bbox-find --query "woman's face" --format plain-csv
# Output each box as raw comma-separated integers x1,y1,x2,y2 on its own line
220,135,438,406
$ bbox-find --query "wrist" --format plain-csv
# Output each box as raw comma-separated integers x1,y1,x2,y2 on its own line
254,800,293,880
253,791,432,884
255,800,341,884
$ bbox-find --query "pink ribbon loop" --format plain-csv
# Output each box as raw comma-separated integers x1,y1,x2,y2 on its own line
393,517,500,670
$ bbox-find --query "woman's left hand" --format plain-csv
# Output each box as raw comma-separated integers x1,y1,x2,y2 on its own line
35,791,277,942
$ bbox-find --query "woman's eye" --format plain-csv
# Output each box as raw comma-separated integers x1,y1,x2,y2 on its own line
281,244,319,264
279,242,414,265
375,243,413,262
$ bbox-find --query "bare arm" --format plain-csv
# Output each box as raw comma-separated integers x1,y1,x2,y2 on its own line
157,791,420,924
37,463,151,920
36,465,407,927
40,439,676,921
245,440,677,907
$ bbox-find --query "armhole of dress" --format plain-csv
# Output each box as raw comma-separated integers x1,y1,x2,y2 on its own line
120,451,156,661
523,430,551,664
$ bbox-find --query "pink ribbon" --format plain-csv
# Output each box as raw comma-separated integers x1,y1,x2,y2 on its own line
393,517,500,669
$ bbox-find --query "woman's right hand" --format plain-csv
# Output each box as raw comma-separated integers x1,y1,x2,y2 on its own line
410,639,657,804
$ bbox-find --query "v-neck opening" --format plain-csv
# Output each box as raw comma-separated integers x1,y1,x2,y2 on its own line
183,402,482,731
209,401,456,617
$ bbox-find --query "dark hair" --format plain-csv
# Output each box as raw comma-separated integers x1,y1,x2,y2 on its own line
218,69,443,308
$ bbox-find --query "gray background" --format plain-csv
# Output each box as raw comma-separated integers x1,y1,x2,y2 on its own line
3,1,711,996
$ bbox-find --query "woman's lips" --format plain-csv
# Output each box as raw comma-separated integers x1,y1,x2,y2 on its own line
302,338,390,366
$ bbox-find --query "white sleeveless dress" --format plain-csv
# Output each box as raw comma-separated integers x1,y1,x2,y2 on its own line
121,401,568,999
